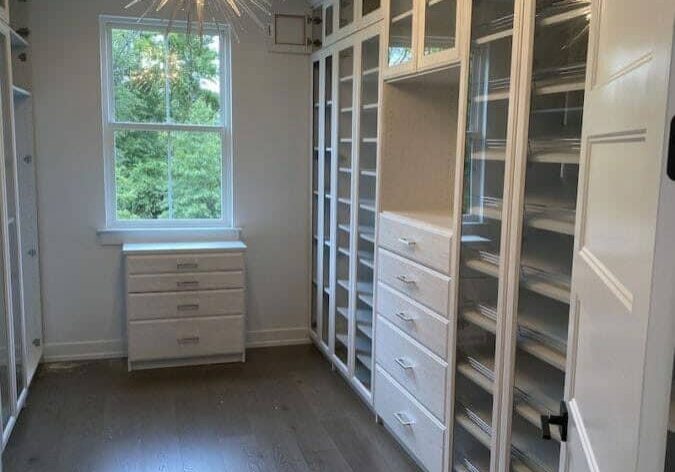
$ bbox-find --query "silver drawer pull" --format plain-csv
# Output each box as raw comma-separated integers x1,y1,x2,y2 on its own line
395,357,415,370
394,411,415,426
397,237,416,247
177,336,200,344
177,263,199,270
177,281,199,288
177,304,200,311
396,275,416,285
395,312,415,322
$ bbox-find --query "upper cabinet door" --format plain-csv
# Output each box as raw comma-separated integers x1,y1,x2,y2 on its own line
324,2,337,47
0,0,7,24
384,0,462,80
383,0,419,78
338,0,355,31
565,0,675,471
417,0,460,71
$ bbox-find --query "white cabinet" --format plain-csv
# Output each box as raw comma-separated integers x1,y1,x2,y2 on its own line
448,1,593,470
383,0,462,79
124,242,247,371
319,0,383,48
309,21,383,402
0,0,42,448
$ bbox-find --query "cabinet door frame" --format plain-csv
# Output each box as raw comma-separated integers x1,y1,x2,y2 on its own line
446,0,532,470
382,0,419,79
323,2,338,49
309,50,331,356
0,21,28,447
416,0,464,72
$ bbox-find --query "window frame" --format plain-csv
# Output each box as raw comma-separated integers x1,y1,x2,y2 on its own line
99,15,233,229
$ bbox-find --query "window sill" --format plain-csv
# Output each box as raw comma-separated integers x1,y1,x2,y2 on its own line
97,227,242,246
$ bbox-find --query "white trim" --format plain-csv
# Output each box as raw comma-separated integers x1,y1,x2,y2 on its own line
98,15,234,229
568,398,600,472
97,226,241,245
43,339,127,362
42,328,310,362
246,327,311,348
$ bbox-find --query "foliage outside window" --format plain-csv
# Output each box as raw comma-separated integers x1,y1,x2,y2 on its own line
101,18,231,227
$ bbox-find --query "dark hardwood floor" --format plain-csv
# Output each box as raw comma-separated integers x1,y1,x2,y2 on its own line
3,345,421,472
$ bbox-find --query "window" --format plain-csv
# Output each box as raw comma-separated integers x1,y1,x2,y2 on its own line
100,16,232,228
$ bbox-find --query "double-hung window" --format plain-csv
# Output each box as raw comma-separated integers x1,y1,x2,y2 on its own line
100,16,232,228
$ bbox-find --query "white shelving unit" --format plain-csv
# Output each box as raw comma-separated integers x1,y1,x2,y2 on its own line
449,1,592,471
0,0,44,450
309,21,383,403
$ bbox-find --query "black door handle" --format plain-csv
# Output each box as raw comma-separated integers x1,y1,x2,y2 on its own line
668,115,675,181
541,401,568,442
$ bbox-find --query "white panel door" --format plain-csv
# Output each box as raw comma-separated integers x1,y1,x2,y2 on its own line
567,1,675,471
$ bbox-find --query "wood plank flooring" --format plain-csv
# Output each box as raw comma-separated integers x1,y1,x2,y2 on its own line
3,345,421,472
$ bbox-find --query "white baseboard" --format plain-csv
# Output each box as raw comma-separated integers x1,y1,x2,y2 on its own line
246,327,311,348
43,339,127,362
42,327,310,362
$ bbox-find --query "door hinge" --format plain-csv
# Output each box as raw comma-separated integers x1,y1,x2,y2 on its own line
23,155,32,164
541,401,568,442
28,248,36,257
32,338,41,347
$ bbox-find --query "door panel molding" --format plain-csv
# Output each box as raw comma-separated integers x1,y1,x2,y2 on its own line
578,247,632,311
567,398,599,472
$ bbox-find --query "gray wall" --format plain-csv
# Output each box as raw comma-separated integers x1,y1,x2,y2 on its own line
29,0,310,359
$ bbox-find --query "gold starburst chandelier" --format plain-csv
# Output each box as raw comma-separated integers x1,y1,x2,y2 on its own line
125,0,272,41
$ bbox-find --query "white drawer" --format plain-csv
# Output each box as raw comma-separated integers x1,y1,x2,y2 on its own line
128,289,245,321
127,271,244,293
128,315,244,362
375,366,445,472
376,317,447,421
378,249,451,316
126,252,244,275
378,213,452,275
377,283,449,358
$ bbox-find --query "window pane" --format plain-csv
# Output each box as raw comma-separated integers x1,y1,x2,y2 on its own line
168,33,221,125
114,130,169,220
171,131,222,219
112,29,167,123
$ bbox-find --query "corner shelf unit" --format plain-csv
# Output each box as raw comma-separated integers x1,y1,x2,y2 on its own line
309,21,383,404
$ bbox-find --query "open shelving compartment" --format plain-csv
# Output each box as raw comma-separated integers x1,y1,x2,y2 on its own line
380,65,460,241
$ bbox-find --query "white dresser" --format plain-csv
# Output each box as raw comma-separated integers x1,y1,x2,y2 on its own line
123,241,247,371
374,211,453,472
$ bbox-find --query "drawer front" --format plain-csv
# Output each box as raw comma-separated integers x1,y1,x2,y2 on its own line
127,271,244,294
128,289,245,321
378,249,451,316
375,366,445,472
378,214,451,275
376,317,447,421
128,315,244,361
377,283,449,358
127,252,244,275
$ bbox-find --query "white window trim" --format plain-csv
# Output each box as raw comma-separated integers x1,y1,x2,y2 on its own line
99,15,234,230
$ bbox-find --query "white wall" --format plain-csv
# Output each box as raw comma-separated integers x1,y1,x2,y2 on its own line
28,0,310,360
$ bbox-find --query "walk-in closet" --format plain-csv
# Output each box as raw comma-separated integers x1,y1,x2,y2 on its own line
0,0,674,471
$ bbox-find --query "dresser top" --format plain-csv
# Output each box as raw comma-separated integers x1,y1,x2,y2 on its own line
123,241,247,255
